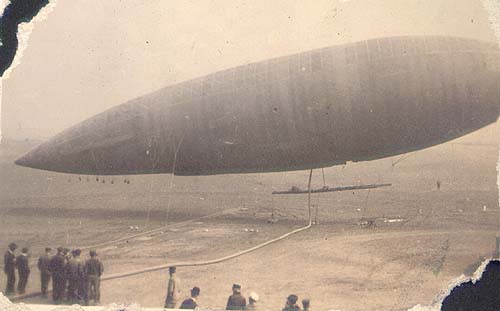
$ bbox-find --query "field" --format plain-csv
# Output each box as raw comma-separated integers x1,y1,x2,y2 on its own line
0,121,499,311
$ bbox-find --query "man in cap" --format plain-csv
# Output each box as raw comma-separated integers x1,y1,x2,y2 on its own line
16,247,30,294
180,286,200,309
246,292,259,310
49,247,67,303
4,242,17,295
226,284,247,310
66,249,84,303
301,299,310,311
84,249,103,305
282,294,301,311
38,247,52,297
164,266,181,308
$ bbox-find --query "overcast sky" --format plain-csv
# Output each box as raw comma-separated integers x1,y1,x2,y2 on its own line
1,0,496,140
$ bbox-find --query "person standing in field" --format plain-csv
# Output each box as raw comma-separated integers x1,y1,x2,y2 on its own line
302,299,311,311
62,248,71,298
16,247,30,294
282,295,301,311
66,249,84,303
84,249,103,305
38,247,52,298
3,242,17,295
164,266,181,308
49,247,67,304
180,286,200,309
226,284,247,310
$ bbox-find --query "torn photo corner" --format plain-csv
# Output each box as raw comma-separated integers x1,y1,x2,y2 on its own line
1,1,500,311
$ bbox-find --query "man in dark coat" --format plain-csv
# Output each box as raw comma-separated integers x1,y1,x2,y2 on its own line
164,266,181,308
49,247,67,304
63,248,71,298
16,247,30,294
226,284,247,310
37,247,52,298
84,249,103,305
282,294,301,311
66,249,84,303
180,287,200,309
3,242,17,295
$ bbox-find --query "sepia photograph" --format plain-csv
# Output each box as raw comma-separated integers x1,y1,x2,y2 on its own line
1,1,500,310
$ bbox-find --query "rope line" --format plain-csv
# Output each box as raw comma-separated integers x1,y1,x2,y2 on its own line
164,134,184,226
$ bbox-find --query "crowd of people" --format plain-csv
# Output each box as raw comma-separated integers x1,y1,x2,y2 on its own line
164,267,312,311
4,243,311,310
3,242,104,305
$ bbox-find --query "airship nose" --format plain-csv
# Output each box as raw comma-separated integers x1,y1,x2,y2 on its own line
15,152,35,168
14,132,101,174
15,154,27,166
14,153,30,167
15,141,63,172
14,103,164,175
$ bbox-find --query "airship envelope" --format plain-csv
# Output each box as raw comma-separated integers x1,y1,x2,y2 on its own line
15,36,500,176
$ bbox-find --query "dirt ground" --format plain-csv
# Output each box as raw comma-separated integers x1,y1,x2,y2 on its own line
0,122,499,311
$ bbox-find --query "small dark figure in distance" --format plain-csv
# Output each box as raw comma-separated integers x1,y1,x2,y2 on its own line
66,249,84,303
226,283,247,310
282,294,301,311
49,247,67,304
16,247,30,294
84,249,103,305
3,242,17,295
302,299,310,311
164,266,181,309
180,286,200,309
62,248,71,298
38,247,52,298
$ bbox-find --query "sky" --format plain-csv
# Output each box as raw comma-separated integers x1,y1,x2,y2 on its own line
1,0,497,140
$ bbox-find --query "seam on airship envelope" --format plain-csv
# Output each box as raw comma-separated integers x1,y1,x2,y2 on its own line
0,0,57,143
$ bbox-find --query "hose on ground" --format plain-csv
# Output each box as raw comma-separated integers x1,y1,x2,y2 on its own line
11,169,315,301
102,169,314,281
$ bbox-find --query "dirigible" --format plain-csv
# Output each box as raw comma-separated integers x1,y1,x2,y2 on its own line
15,36,500,176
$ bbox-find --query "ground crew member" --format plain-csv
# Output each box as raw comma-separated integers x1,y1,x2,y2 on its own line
49,247,67,303
63,248,71,297
38,247,52,298
282,295,301,311
164,266,181,308
246,292,259,311
180,287,200,309
66,249,84,303
84,249,103,305
226,284,247,310
16,247,30,294
302,299,310,311
3,242,17,295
